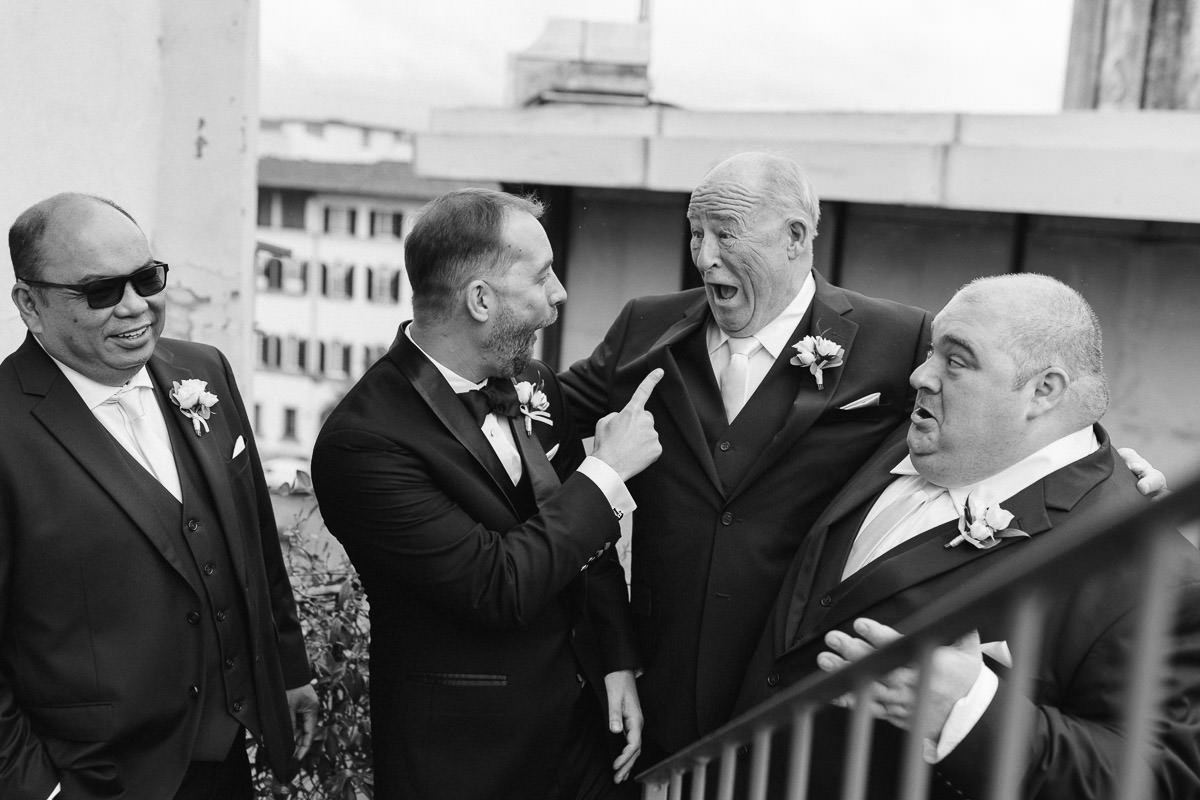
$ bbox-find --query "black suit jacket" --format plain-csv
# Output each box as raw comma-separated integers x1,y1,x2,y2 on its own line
0,334,310,800
311,330,638,800
561,273,932,752
737,424,1200,799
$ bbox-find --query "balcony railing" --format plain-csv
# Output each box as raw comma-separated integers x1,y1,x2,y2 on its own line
636,471,1200,800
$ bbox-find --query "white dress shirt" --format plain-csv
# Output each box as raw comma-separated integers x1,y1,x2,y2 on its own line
405,328,636,516
848,426,1100,761
706,271,816,400
43,354,182,501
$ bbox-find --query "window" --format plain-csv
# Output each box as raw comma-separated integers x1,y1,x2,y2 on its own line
321,263,355,300
365,266,402,304
258,255,307,295
370,210,403,238
285,336,309,373
323,206,357,236
283,407,298,440
319,341,354,379
280,190,306,230
263,257,284,291
256,190,272,227
257,333,281,369
389,270,402,304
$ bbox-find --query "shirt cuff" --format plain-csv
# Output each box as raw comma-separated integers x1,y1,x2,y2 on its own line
577,456,637,521
922,665,999,763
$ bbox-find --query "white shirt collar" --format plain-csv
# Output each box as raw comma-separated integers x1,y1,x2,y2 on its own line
404,324,486,394
892,426,1101,509
34,336,154,410
706,271,816,359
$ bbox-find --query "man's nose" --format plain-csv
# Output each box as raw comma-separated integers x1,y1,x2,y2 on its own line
694,234,720,272
910,354,936,390
113,280,150,315
547,272,567,306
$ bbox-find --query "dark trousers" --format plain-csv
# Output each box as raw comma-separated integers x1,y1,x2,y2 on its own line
173,735,253,800
548,687,637,800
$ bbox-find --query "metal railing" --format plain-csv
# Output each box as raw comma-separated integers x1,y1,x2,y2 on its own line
636,472,1200,800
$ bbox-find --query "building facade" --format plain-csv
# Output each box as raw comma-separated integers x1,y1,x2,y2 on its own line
253,119,486,463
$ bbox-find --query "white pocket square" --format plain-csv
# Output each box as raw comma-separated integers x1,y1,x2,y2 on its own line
839,392,881,411
231,435,246,458
545,443,560,460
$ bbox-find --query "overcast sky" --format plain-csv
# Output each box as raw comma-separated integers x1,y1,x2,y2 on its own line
260,0,1075,130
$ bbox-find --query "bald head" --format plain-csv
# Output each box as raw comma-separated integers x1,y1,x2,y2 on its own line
9,193,140,281
955,273,1109,424
685,153,822,337
689,152,821,238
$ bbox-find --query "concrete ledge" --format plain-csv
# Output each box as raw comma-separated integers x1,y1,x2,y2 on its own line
646,138,946,205
415,107,1200,222
416,133,648,187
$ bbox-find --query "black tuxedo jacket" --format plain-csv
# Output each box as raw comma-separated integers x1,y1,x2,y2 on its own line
0,334,310,800
311,330,638,800
561,273,931,752
737,424,1200,799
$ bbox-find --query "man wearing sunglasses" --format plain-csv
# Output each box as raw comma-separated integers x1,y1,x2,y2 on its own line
0,193,318,800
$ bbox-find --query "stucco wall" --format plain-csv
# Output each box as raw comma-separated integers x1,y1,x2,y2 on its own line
0,0,258,383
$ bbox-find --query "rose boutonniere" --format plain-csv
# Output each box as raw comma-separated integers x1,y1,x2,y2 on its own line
945,494,1029,550
170,379,219,436
514,380,552,435
790,335,844,390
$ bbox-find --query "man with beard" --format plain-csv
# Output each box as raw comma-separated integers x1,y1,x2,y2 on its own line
312,188,664,800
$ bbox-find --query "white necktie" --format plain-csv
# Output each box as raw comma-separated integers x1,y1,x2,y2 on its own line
720,337,762,422
106,385,182,501
842,483,948,578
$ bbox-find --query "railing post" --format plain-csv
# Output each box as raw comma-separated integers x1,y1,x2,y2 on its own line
898,641,936,800
785,707,815,800
841,681,876,800
986,590,1046,800
1117,532,1179,800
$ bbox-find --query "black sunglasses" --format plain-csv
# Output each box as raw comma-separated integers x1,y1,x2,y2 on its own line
20,261,169,309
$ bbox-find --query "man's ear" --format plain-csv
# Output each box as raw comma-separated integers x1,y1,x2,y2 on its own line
11,284,42,333
786,217,811,257
465,279,493,323
1027,367,1069,419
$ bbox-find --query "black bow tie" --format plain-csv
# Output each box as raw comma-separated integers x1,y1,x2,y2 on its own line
460,378,521,427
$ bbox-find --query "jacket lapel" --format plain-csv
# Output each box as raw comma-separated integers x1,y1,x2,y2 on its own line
731,274,859,498
148,346,254,592
778,426,909,651
388,328,521,515
625,296,724,495
16,335,203,596
787,429,1115,653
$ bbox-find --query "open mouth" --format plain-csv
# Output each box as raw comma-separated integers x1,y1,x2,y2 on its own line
914,406,934,420
709,283,738,302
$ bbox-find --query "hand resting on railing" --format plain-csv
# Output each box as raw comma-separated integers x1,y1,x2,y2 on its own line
818,619,986,755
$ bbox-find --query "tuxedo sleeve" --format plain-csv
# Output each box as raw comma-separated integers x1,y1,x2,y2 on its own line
312,421,625,632
545,370,639,673
217,351,312,688
559,298,638,437
933,577,1200,799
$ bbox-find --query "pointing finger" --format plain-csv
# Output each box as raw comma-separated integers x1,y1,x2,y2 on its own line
623,368,664,412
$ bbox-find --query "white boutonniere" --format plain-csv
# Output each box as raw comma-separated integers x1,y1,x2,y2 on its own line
789,335,844,390
945,494,1029,550
170,378,219,436
514,380,553,435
